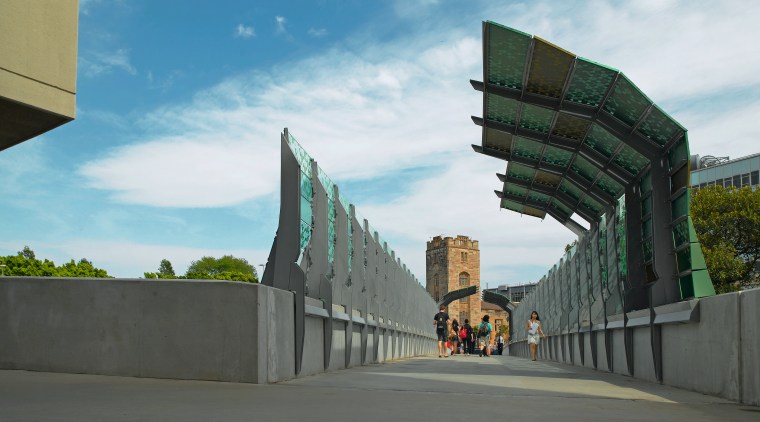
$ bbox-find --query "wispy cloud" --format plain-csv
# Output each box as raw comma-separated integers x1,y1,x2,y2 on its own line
79,48,137,77
308,27,328,38
275,15,287,33
235,23,255,38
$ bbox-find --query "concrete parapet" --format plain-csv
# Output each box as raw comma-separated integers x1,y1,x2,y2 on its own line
741,289,760,406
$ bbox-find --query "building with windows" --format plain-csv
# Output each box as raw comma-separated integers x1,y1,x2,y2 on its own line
425,235,509,330
690,153,760,190
487,283,537,304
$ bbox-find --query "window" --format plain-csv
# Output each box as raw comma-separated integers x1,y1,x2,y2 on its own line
733,175,741,188
752,171,759,186
460,251,468,263
724,178,732,188
742,173,750,187
459,272,469,286
459,296,469,304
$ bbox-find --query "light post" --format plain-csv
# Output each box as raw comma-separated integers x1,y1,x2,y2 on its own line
258,264,265,281
0,264,6,276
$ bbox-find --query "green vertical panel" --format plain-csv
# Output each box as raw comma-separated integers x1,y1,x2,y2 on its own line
671,191,689,220
640,171,652,194
288,132,314,175
672,218,689,247
668,137,689,169
318,167,337,274
519,104,554,133
486,94,520,125
565,58,618,107
638,105,682,147
602,74,652,127
487,22,531,89
525,37,575,99
616,197,627,281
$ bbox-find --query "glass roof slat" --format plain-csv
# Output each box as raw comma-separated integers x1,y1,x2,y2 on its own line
486,93,520,126
613,144,649,176
484,127,514,153
580,195,605,216
564,58,618,107
500,198,523,212
523,205,547,218
512,136,544,162
534,169,562,189
552,112,591,141
602,74,652,127
518,104,554,134
527,190,552,204
541,145,573,168
487,24,531,89
507,162,536,183
637,104,681,146
559,179,583,201
570,155,600,184
596,172,625,197
525,37,575,99
584,124,621,158
504,184,528,198
550,198,573,218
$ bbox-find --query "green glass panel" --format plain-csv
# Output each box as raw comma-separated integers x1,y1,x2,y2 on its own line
527,190,551,204
299,220,312,253
616,197,627,280
640,171,652,194
486,94,519,126
327,221,336,266
519,104,554,134
500,198,524,212
523,205,547,218
676,247,692,273
317,167,335,201
550,199,572,219
638,105,681,146
300,172,313,198
300,195,312,226
613,145,648,176
679,274,695,299
525,38,574,99
642,239,653,262
671,191,689,219
570,155,599,183
584,124,620,158
288,133,313,176
596,173,624,197
487,23,531,89
668,137,689,169
534,169,562,188
671,164,689,194
602,74,651,127
507,163,535,183
541,145,573,167
565,58,617,107
512,136,544,161
580,195,603,216
673,218,689,247
641,195,652,217
552,112,590,141
484,128,514,152
504,184,528,198
559,179,582,201
642,217,652,239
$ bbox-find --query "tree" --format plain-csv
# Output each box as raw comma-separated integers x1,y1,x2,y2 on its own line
691,185,760,292
158,259,175,277
0,247,111,278
186,255,257,281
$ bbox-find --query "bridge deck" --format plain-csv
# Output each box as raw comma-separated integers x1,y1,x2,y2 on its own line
1,355,756,421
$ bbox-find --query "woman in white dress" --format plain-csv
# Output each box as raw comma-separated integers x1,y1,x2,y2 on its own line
525,311,545,361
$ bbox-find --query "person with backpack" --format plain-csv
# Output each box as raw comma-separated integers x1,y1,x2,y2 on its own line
433,305,450,358
462,319,474,356
450,319,460,355
477,314,493,357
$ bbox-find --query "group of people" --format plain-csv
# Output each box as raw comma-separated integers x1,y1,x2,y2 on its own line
433,305,545,361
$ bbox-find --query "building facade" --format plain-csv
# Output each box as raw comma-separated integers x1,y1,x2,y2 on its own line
426,235,481,325
489,283,537,304
690,153,760,191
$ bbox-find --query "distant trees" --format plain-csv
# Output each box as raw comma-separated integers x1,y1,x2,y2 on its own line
691,185,760,292
0,247,111,278
144,256,258,283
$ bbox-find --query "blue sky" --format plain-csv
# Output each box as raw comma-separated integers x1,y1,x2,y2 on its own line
1,0,759,288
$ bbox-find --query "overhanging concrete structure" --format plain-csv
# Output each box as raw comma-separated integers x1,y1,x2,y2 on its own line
472,21,716,382
0,0,79,151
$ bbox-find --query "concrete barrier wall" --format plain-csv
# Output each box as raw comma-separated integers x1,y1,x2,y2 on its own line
1,277,437,384
510,289,760,406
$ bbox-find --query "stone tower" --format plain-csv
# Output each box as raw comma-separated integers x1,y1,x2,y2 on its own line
425,235,481,325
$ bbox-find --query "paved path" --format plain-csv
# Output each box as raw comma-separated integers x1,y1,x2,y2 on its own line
1,354,757,421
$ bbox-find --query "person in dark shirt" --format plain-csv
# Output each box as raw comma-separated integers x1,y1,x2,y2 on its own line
433,305,450,358
462,319,474,355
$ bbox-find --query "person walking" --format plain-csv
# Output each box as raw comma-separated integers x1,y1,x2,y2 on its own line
451,319,460,355
477,315,493,357
433,305,450,358
462,319,474,355
526,310,545,361
496,332,505,355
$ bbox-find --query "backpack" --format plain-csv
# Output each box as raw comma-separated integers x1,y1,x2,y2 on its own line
478,322,490,337
458,328,467,339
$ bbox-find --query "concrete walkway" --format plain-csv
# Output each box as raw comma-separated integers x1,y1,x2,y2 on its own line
1,355,757,421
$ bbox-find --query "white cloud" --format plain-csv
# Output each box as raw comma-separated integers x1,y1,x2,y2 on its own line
80,48,137,77
275,16,287,33
308,27,327,38
235,23,255,38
